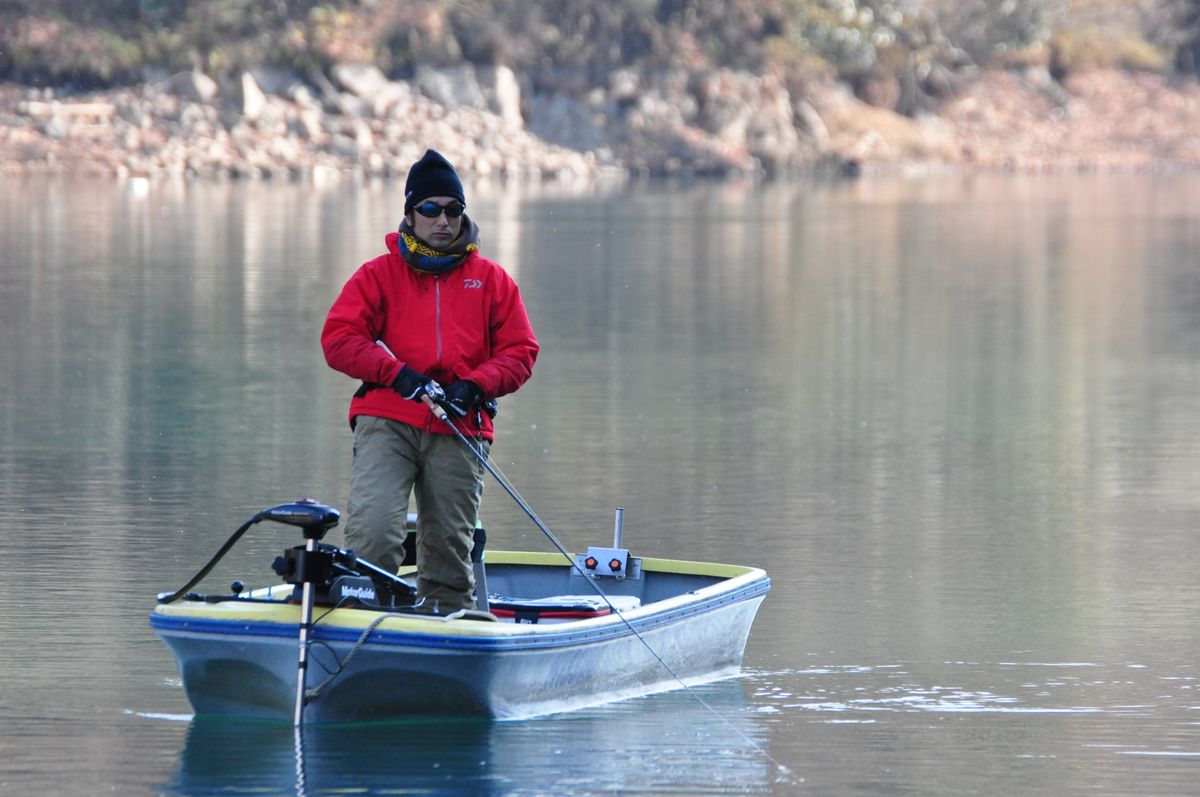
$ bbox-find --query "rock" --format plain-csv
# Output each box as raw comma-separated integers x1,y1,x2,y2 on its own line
288,83,320,109
249,67,303,96
742,74,802,171
42,112,66,140
1021,66,1072,108
331,63,389,98
116,99,147,129
352,119,374,151
326,132,360,159
525,92,607,150
309,69,363,116
795,99,829,148
4,64,1197,180
239,72,267,121
479,65,523,128
288,107,326,142
332,63,413,117
608,68,640,104
416,64,487,110
164,71,218,103
855,69,901,110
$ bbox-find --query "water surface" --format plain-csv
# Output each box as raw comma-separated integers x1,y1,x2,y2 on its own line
0,173,1197,795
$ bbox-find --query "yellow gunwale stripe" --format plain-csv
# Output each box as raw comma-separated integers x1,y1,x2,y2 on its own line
151,551,765,635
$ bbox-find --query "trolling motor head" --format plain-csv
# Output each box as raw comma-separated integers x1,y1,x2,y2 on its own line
259,499,340,540
259,499,418,609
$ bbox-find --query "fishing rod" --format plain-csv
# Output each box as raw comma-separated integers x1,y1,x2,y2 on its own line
375,342,653,616
375,342,791,778
418,392,793,781
420,395,588,572
370,342,585,580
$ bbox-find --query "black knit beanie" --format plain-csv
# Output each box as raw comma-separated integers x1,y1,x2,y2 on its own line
404,149,465,213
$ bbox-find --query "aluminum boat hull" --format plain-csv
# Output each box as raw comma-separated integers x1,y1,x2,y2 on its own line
151,551,770,722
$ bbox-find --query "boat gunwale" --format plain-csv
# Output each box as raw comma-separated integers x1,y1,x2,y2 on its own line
150,553,771,651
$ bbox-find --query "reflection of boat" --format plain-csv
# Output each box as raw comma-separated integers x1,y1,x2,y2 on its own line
167,682,766,797
150,501,770,723
171,718,498,797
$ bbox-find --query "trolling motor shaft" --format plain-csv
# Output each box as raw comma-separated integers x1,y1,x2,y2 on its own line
254,500,343,728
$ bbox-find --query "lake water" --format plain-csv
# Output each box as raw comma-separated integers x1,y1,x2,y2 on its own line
0,172,1197,795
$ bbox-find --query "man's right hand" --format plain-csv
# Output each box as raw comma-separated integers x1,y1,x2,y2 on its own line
391,365,434,401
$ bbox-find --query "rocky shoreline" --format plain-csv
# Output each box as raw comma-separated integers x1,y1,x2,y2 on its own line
1,63,1198,182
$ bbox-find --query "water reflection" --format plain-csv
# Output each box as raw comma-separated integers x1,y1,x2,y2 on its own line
1,172,1197,795
743,658,1200,795
167,682,770,796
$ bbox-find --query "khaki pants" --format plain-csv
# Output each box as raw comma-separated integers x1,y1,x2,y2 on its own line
345,415,488,612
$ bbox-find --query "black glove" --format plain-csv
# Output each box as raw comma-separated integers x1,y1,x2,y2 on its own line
391,365,433,401
441,380,483,417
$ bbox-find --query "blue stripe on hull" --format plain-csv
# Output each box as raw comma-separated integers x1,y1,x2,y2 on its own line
150,575,770,653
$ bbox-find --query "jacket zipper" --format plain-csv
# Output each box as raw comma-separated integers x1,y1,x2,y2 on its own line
434,277,443,363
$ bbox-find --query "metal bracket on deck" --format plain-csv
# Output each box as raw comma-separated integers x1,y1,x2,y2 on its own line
571,546,642,581
570,509,642,581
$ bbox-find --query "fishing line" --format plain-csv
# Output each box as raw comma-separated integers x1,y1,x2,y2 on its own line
432,401,794,781
368,339,789,776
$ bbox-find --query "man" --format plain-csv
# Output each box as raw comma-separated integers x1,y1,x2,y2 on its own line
322,149,539,612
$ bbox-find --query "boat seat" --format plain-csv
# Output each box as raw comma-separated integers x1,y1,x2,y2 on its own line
488,594,641,624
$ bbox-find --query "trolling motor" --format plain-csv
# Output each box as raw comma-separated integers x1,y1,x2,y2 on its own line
156,499,423,727
271,535,420,609
256,499,343,727
156,498,419,608
258,499,421,727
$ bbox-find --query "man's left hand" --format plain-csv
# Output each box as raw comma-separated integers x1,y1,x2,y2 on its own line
442,380,483,417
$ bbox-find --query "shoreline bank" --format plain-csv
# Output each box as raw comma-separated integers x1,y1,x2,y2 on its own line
2,66,1198,181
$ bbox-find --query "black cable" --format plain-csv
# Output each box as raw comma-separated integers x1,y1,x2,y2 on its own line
156,512,263,604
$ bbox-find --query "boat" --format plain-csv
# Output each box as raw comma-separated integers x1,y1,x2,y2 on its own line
150,500,771,723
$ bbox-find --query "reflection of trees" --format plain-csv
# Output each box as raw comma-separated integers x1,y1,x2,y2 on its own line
497,175,1197,661
3,173,1193,657
1,179,379,565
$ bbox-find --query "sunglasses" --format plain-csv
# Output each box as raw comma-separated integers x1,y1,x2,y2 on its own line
413,200,466,219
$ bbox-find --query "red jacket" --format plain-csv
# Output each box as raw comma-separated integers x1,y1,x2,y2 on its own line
322,231,538,440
